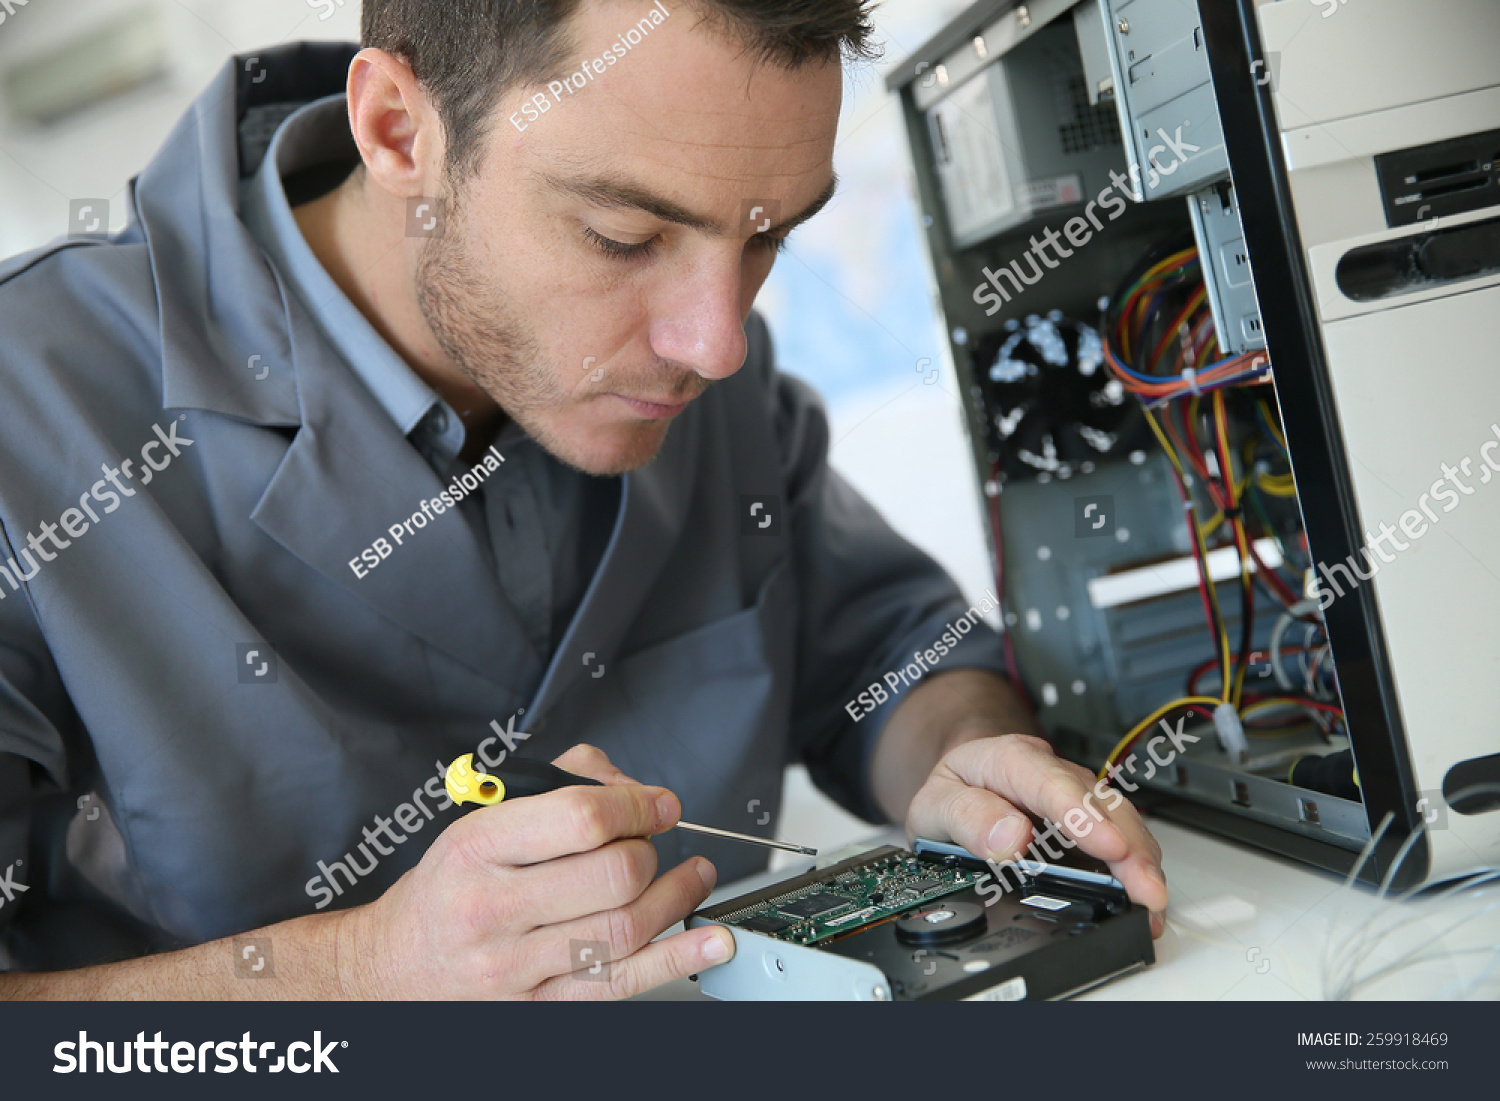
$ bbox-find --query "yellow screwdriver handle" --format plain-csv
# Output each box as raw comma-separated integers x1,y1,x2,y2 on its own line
445,753,506,807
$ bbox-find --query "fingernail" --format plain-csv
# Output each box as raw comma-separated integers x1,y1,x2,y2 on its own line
655,791,678,829
702,930,732,962
1150,910,1165,938
695,857,717,892
987,815,1027,859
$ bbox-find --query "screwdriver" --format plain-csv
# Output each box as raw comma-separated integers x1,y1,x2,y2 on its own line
444,754,817,856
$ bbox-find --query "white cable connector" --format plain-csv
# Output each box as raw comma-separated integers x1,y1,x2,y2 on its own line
1214,702,1248,765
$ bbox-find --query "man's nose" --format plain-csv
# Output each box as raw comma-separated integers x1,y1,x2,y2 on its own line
649,259,750,382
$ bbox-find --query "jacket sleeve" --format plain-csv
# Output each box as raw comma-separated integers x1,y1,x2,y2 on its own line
761,317,1013,822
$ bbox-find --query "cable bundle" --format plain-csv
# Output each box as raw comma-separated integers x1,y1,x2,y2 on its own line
1102,246,1270,404
1091,240,1344,781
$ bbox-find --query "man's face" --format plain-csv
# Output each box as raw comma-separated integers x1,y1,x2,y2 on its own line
415,1,842,476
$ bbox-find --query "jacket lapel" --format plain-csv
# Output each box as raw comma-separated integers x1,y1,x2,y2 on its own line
249,304,537,692
528,410,702,719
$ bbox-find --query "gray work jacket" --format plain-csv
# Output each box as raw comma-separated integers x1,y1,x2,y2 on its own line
0,43,1006,968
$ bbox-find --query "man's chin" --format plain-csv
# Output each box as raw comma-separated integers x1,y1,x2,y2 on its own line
544,419,673,476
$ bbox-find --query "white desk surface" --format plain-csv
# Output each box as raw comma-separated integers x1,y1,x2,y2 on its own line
651,813,1499,1001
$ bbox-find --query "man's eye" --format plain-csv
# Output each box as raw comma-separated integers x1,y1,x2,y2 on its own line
757,234,791,255
584,226,654,259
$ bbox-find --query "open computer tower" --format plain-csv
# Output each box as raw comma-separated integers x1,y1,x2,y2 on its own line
888,0,1500,889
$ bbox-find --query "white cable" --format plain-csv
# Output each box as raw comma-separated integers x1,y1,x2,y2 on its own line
1322,812,1394,999
1336,877,1500,999
1323,801,1500,1000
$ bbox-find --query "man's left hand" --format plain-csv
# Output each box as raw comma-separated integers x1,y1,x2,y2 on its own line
872,669,1168,938
906,732,1168,937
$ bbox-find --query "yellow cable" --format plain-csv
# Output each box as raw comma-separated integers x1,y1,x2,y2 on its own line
1143,405,1233,701
1122,250,1198,362
1213,393,1254,708
1098,696,1224,781
1256,472,1298,498
1257,398,1288,453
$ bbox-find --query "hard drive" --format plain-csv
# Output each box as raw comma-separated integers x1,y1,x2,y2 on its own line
687,840,1153,1001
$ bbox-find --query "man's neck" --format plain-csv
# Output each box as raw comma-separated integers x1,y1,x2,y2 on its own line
292,170,504,458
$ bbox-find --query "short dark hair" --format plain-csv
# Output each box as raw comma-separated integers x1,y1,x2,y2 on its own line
362,0,879,182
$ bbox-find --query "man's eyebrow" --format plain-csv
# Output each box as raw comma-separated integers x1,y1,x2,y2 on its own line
539,172,839,237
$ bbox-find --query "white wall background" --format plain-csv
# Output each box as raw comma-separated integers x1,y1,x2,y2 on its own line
0,0,989,859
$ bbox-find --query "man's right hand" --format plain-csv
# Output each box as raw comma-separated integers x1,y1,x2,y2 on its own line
333,744,736,999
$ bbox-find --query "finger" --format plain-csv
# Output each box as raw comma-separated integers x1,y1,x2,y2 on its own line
906,772,1034,863
551,743,642,786
509,837,660,928
456,780,680,867
938,736,1133,860
532,924,735,1001
912,737,1166,914
526,857,731,997
1081,784,1168,915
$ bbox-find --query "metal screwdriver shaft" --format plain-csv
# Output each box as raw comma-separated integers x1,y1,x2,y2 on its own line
672,820,817,856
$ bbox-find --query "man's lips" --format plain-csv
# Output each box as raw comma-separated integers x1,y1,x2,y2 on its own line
611,394,695,420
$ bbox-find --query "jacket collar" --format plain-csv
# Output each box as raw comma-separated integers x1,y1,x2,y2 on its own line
138,42,360,428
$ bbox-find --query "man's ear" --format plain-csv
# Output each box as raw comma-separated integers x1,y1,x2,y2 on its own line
346,47,444,199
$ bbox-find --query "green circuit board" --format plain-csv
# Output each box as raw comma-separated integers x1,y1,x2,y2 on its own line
712,848,981,946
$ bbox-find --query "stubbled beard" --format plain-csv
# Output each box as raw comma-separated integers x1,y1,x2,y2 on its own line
412,192,573,460
413,190,713,475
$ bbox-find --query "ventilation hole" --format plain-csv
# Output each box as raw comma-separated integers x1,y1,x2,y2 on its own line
1053,72,1122,154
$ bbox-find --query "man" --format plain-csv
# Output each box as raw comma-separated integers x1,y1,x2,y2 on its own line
0,0,1166,998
